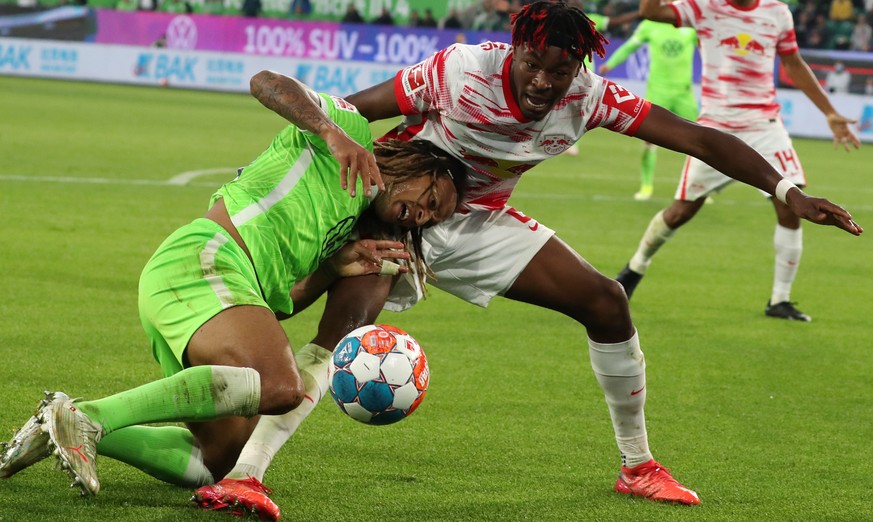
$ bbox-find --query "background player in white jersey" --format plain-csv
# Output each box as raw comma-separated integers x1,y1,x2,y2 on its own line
0,77,467,520
617,0,861,321
230,0,861,510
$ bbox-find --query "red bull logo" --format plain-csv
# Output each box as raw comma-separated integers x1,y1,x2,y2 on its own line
540,134,575,155
717,36,741,49
717,33,766,56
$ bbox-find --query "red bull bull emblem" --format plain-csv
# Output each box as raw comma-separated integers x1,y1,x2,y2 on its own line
540,134,575,155
717,33,766,56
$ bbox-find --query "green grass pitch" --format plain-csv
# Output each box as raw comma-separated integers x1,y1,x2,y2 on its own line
0,76,871,521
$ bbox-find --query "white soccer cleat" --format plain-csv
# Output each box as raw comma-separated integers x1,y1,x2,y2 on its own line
0,391,69,479
44,395,104,496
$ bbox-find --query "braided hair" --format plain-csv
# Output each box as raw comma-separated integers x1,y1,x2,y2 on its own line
358,139,467,295
510,0,608,69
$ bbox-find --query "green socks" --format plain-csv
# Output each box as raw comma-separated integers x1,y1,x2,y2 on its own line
97,425,213,487
77,365,261,433
640,146,657,191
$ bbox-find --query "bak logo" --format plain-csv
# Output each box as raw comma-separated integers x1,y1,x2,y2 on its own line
166,16,198,50
0,44,31,70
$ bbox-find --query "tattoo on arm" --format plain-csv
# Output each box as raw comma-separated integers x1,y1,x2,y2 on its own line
252,71,336,136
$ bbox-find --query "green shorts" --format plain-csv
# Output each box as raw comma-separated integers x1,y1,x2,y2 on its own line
138,218,269,377
646,87,699,122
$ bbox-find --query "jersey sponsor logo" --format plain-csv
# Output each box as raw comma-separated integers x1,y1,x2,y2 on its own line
458,148,534,178
661,38,687,57
717,33,766,56
539,134,576,155
403,64,427,95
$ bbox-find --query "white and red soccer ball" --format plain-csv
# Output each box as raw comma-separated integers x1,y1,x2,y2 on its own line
328,324,429,425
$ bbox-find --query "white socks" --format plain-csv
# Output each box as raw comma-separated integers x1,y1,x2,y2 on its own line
771,224,802,304
589,331,653,469
629,210,676,274
210,366,262,418
225,343,332,481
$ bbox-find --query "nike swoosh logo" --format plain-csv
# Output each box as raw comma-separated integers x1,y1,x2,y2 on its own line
630,386,645,396
528,222,539,231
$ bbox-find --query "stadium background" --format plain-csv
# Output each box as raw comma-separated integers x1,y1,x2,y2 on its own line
2,0,873,141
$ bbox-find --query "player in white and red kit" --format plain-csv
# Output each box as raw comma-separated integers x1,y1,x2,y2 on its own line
233,1,861,509
618,0,861,321
388,40,649,214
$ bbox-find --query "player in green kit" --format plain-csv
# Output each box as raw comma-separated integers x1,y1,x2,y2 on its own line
599,20,698,200
0,73,466,520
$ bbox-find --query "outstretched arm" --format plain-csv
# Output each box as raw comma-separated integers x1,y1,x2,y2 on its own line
249,69,382,196
780,52,860,152
639,0,678,24
635,105,863,235
604,10,640,30
599,26,644,75
345,77,403,122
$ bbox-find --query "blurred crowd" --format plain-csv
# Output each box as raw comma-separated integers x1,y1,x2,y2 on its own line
793,0,873,51
321,0,873,51
385,0,873,51
334,0,638,39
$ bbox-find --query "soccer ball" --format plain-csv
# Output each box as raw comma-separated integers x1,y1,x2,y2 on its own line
328,324,429,425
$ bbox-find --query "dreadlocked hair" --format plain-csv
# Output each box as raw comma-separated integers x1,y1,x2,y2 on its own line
357,139,467,297
510,0,608,70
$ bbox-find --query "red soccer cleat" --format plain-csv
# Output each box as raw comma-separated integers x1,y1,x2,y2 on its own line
192,476,281,520
614,459,700,505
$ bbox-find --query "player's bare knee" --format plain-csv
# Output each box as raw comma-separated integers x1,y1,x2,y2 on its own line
587,277,632,332
259,373,305,414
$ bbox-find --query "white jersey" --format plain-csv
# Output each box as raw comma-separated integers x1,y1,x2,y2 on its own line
671,0,798,131
391,41,652,211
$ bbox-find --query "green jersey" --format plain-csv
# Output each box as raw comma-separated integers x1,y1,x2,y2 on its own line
604,20,697,94
211,94,373,315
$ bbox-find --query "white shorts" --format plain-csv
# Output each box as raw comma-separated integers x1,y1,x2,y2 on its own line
384,206,555,311
675,121,807,201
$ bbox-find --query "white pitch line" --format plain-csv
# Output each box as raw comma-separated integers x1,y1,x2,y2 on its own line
2,173,872,212
167,168,238,186
0,174,174,186
0,168,237,188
